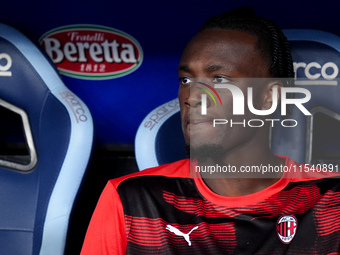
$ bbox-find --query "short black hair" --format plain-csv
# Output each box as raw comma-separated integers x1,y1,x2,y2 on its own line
199,7,295,83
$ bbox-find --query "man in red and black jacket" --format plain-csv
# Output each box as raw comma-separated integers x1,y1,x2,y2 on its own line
81,8,340,254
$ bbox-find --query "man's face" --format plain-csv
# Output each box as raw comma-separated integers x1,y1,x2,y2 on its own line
178,29,272,157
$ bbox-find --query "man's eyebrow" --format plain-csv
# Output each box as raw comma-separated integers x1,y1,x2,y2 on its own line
177,65,191,73
204,64,225,72
177,64,226,73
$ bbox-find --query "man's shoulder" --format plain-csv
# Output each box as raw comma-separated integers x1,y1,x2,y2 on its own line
109,158,191,188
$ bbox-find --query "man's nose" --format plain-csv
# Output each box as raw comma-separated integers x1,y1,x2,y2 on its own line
186,82,212,109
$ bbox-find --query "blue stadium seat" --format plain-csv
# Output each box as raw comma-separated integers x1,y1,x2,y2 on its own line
135,98,186,170
135,29,340,170
0,23,93,254
272,29,340,165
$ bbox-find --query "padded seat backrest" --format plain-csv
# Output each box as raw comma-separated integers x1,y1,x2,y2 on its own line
0,23,93,254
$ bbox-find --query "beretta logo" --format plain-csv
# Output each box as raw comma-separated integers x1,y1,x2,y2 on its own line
39,24,143,80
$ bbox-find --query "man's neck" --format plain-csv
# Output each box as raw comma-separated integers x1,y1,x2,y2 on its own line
198,143,285,197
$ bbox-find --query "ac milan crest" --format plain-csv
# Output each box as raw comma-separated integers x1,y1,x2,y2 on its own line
276,215,298,244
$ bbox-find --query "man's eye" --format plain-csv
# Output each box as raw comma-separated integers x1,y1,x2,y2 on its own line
179,77,192,85
212,76,229,83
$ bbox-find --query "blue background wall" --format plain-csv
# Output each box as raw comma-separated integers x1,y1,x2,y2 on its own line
1,0,340,146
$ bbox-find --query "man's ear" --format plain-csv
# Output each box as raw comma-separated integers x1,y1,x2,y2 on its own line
262,80,282,110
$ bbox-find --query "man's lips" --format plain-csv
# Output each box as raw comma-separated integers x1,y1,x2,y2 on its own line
185,118,214,132
189,119,213,124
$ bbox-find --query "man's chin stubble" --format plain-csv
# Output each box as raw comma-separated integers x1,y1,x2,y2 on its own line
185,144,224,161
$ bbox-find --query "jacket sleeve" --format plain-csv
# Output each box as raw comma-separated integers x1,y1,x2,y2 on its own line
81,180,127,255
